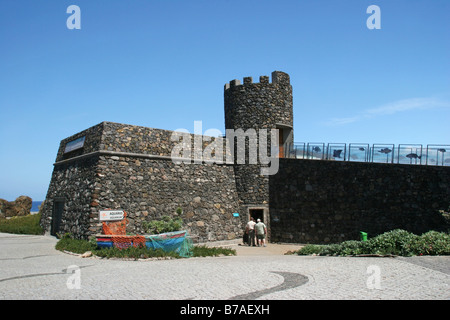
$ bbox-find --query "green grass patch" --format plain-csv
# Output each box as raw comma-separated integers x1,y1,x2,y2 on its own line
55,236,98,254
192,245,236,257
296,229,450,257
0,214,44,235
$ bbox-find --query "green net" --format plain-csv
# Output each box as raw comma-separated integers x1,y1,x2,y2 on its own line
144,230,194,258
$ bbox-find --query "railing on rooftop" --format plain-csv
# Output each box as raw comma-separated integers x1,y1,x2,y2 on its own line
285,143,450,166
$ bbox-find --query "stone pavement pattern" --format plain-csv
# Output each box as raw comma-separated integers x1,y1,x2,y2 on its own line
0,233,449,300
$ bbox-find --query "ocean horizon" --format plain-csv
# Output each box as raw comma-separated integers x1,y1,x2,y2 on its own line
31,201,43,212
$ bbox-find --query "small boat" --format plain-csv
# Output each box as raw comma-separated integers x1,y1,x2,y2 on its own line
96,230,193,257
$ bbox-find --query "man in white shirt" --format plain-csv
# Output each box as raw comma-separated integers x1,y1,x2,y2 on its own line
245,217,256,246
255,218,267,247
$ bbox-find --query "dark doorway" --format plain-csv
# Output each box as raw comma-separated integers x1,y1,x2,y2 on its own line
278,129,284,158
249,209,264,223
51,200,64,236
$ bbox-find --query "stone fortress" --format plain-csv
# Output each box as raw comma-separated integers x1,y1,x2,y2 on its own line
39,71,450,244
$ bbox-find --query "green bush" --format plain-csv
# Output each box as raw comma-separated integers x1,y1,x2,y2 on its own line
409,231,450,256
296,229,450,257
142,216,183,234
365,229,419,256
336,240,366,256
0,214,44,235
94,246,180,259
296,244,326,255
55,236,98,254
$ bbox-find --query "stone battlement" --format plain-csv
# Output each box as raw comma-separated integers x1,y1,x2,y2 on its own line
224,71,290,90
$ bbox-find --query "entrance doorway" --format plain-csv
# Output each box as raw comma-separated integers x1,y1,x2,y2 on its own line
248,207,270,242
51,200,64,236
278,129,284,158
249,209,264,223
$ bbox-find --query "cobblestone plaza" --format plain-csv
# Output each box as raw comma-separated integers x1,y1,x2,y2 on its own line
1,233,448,301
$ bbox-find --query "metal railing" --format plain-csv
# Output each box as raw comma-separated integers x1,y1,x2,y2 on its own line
285,143,450,166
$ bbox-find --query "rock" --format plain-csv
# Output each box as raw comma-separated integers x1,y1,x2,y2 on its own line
196,221,205,227
0,196,32,218
81,251,92,258
193,197,201,203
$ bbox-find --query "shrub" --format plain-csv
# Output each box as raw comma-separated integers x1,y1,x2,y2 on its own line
296,244,326,255
55,235,98,254
365,229,419,256
0,214,44,235
94,246,180,260
335,240,366,256
142,216,183,234
409,231,450,256
294,229,449,257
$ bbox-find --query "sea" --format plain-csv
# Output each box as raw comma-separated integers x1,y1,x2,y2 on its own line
31,201,44,213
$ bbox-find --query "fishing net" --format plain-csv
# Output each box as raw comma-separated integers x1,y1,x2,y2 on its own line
102,212,128,235
145,230,193,258
111,235,146,249
98,211,193,257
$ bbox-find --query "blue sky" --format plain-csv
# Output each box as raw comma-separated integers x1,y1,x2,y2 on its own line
0,0,449,201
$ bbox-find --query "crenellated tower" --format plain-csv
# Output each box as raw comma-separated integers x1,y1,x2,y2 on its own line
223,71,294,232
224,70,293,146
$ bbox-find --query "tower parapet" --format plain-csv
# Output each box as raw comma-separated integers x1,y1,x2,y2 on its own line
224,71,291,91
224,70,293,144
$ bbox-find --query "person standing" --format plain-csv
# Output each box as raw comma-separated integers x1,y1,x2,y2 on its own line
245,217,256,246
255,218,267,247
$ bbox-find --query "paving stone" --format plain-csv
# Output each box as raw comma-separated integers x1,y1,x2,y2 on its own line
0,234,449,300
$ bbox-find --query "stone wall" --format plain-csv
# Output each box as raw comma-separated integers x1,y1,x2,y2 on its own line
269,159,450,244
56,123,104,162
40,156,98,238
91,155,243,242
41,122,245,242
41,70,450,245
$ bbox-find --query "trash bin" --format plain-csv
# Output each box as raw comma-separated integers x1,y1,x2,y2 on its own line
360,231,368,241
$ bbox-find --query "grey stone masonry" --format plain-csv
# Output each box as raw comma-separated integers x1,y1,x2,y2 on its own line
224,71,293,131
40,70,450,245
269,158,450,244
40,122,245,242
223,71,295,240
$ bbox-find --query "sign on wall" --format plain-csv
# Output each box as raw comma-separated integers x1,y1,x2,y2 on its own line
99,210,124,221
64,136,86,153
